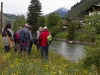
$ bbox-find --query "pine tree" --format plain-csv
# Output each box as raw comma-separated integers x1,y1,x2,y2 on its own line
27,0,42,32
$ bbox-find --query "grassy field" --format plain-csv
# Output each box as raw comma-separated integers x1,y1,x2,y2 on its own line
0,35,97,75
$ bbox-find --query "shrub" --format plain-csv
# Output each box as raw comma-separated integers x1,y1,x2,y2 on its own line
55,32,68,39
82,40,100,74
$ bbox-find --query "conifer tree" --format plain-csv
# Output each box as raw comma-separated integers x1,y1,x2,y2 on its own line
27,0,42,32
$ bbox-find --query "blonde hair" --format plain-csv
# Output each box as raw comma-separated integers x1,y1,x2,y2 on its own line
18,27,22,30
39,27,43,31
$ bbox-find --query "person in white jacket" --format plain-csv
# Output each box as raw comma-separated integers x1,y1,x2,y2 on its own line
36,27,43,51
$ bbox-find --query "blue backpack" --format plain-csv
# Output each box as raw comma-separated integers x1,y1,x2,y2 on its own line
20,29,29,42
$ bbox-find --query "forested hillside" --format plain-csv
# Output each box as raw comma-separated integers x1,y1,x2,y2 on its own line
3,13,18,24
66,0,100,18
4,13,18,20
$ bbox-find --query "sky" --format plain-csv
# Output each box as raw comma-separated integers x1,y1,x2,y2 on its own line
1,0,81,15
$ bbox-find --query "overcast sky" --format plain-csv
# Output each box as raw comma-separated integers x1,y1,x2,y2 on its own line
1,0,80,14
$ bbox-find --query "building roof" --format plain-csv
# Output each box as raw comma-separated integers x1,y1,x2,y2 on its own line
85,4,100,12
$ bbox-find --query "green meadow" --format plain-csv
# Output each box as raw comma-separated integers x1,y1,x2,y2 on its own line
0,35,97,75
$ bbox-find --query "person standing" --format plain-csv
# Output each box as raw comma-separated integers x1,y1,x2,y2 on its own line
28,25,33,54
2,23,14,53
39,26,50,59
14,27,22,53
36,27,43,51
20,23,33,55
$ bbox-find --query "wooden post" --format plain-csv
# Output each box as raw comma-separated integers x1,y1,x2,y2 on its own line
0,2,3,33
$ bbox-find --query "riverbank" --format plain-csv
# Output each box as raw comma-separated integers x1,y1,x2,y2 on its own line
53,38,96,45
53,38,86,44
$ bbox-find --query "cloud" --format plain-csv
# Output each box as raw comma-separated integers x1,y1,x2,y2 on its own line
40,0,80,14
1,0,80,14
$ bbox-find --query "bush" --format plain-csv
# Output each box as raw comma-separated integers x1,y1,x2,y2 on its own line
82,40,100,74
67,22,76,40
75,32,88,42
55,32,68,39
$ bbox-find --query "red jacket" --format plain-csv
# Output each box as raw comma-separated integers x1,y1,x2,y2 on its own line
39,30,49,46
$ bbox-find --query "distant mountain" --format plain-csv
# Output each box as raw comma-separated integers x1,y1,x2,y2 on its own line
53,7,68,17
4,13,18,20
13,12,27,18
45,7,68,17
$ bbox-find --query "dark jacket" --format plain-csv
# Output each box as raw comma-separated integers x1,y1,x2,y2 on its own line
2,28,12,37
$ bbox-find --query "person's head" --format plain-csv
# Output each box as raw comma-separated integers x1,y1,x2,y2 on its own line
5,23,12,29
39,27,43,32
24,23,30,28
43,26,48,30
18,27,22,30
29,25,33,31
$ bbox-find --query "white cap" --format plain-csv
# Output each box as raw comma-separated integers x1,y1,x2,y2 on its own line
25,23,30,27
44,26,48,29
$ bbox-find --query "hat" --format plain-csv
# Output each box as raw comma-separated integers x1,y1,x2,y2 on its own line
25,23,30,27
44,26,48,29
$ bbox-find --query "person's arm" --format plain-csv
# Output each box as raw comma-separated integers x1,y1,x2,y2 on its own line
36,31,40,40
6,29,12,38
29,30,33,42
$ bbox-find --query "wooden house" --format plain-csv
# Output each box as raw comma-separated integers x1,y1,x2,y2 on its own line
86,4,100,16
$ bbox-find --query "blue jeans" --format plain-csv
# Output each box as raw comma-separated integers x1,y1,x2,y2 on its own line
21,46,30,55
40,46,49,59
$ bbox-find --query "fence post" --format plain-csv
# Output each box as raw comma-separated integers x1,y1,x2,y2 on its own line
0,2,3,33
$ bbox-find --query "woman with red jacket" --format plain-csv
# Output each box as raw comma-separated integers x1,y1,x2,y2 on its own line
39,26,50,59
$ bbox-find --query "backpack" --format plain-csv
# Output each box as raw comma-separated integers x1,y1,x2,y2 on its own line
2,30,6,36
20,29,29,42
15,31,20,42
47,34,52,45
47,35,52,41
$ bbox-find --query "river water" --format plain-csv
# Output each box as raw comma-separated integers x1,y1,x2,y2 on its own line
49,40,85,62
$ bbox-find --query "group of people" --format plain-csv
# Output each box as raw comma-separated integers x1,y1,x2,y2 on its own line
2,23,52,60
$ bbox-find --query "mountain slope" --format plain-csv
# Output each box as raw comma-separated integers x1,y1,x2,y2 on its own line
66,0,100,18
45,7,68,17
3,13,18,24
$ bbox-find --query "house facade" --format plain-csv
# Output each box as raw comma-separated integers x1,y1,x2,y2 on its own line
86,4,100,16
